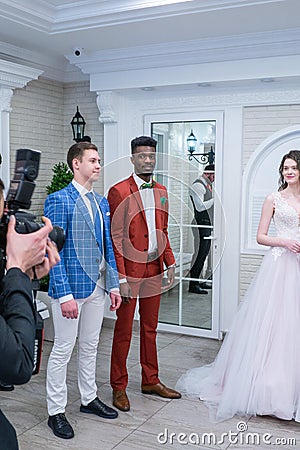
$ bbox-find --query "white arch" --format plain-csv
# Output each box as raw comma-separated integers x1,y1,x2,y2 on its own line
241,125,300,253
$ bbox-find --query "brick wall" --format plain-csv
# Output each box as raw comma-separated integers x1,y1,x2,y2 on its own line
243,104,300,167
10,78,64,219
239,254,263,297
240,104,300,296
10,78,103,219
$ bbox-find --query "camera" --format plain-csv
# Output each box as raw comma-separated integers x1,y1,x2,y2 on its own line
0,148,65,376
0,148,65,260
74,48,81,56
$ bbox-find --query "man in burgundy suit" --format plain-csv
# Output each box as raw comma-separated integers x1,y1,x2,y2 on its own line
108,135,181,412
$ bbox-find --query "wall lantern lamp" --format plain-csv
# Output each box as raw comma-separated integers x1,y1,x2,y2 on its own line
187,129,197,153
187,129,215,165
71,106,86,142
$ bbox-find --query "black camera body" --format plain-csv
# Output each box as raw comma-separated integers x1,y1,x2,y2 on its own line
0,149,65,262
0,149,65,376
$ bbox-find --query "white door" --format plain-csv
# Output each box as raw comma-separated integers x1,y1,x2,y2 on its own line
145,112,224,339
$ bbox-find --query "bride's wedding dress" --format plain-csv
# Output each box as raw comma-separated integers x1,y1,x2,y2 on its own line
176,192,300,422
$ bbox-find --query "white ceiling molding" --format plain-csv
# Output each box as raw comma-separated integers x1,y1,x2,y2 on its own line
88,53,300,92
0,40,87,83
0,0,285,33
0,59,43,88
66,28,300,75
0,0,54,32
0,0,298,84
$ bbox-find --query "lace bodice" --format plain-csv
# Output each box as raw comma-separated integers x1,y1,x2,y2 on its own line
272,192,300,259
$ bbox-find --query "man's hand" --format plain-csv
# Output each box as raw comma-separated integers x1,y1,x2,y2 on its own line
27,240,60,280
60,299,78,319
6,215,53,272
164,266,175,289
120,282,132,304
109,291,122,311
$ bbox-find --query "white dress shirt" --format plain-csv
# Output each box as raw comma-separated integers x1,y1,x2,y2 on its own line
133,173,158,254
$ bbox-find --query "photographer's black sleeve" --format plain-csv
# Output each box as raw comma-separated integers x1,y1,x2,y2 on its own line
0,268,36,385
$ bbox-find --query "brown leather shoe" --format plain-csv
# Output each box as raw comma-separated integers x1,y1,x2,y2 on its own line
112,390,130,412
141,382,181,399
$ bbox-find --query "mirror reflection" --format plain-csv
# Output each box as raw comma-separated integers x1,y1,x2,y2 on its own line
151,121,216,331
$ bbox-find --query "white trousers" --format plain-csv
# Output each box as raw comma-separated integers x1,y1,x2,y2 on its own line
46,286,106,416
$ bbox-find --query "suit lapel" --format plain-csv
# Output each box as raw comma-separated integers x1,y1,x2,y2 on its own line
95,193,107,232
67,183,95,236
154,186,164,230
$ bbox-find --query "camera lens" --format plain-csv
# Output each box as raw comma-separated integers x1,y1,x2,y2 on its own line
49,226,65,252
14,213,65,253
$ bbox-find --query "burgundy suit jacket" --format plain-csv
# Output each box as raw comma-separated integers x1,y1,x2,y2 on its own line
107,175,175,281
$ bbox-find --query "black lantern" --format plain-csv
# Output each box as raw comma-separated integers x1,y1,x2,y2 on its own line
187,129,215,165
71,106,86,142
187,129,197,153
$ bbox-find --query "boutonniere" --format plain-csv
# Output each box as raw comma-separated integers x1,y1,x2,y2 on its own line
160,197,167,205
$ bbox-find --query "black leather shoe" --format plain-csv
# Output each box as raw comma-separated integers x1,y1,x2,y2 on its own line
188,284,208,294
80,397,118,419
0,382,14,391
200,282,212,289
48,413,74,439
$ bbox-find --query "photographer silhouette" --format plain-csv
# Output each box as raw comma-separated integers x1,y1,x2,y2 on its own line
0,178,60,450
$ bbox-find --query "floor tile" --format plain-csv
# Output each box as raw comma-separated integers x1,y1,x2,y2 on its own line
2,319,299,450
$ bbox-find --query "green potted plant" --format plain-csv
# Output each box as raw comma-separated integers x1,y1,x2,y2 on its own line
39,162,73,291
46,162,73,195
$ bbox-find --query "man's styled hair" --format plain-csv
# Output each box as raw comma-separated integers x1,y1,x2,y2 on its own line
131,136,157,154
204,164,215,172
67,142,98,172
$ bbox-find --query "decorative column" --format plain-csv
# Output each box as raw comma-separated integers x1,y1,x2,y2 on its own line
96,90,121,194
96,90,118,124
0,88,13,190
0,60,42,188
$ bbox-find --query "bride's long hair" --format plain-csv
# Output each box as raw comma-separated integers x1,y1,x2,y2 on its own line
278,150,300,191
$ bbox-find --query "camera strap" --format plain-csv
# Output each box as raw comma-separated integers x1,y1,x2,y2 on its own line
32,269,44,376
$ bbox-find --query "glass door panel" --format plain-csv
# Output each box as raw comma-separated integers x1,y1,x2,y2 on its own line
148,115,224,338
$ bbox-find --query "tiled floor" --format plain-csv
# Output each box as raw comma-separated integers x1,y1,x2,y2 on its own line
1,320,300,449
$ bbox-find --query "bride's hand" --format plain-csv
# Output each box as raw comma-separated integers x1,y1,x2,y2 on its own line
285,239,300,253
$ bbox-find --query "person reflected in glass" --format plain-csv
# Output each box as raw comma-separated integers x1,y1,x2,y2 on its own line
189,164,214,295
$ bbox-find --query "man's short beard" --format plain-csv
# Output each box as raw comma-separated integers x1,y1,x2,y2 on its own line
139,172,153,177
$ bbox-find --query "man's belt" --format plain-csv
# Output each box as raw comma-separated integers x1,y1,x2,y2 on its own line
147,250,159,262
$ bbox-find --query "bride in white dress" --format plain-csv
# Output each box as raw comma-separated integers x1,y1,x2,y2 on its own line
176,150,300,423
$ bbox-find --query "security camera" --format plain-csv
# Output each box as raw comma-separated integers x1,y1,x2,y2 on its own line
74,48,82,57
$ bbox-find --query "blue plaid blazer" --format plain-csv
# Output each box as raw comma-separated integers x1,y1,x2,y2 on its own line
44,182,119,299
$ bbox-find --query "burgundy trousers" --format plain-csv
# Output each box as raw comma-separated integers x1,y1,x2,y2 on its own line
110,260,163,390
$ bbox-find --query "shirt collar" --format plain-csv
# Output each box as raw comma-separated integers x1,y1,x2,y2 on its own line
72,179,94,197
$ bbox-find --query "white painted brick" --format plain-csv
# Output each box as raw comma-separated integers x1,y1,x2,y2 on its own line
9,78,104,219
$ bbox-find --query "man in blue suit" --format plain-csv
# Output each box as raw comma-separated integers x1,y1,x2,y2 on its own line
45,142,121,440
